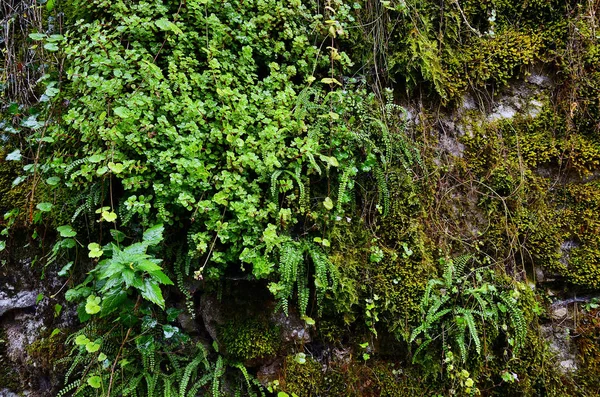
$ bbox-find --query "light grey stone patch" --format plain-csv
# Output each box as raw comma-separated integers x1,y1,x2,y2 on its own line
488,103,517,121
0,291,39,317
527,73,553,88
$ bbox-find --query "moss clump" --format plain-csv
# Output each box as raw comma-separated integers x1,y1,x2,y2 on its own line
219,317,280,362
0,327,21,391
25,329,68,371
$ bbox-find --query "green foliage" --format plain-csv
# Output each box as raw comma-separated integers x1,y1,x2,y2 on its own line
267,239,339,316
410,255,527,380
219,317,280,362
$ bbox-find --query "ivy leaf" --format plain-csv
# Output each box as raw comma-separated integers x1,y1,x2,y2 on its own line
5,149,21,161
141,279,165,309
36,202,53,212
88,243,103,258
319,155,339,167
88,154,104,163
85,295,101,314
108,162,124,174
75,335,90,346
162,324,178,339
101,210,117,222
166,308,182,322
87,376,102,389
85,340,101,353
57,225,77,237
98,353,107,362
154,19,182,34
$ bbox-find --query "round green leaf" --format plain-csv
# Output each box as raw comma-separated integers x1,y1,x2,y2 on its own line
87,376,101,389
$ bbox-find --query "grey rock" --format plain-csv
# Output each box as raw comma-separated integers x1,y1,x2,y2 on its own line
0,291,38,317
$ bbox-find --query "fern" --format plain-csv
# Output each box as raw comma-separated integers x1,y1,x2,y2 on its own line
500,292,527,354
212,356,224,397
457,307,481,356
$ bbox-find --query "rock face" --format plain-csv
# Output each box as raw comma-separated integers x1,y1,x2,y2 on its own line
0,253,73,397
0,290,39,317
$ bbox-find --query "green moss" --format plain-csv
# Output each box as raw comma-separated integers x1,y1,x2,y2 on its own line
25,329,69,371
281,355,324,396
0,149,29,223
0,328,21,391
218,317,280,362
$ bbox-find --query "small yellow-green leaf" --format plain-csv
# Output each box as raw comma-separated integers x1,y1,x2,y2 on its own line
87,376,101,389
101,211,117,222
75,335,90,346
323,197,334,210
85,295,101,314
88,243,103,258
36,202,53,212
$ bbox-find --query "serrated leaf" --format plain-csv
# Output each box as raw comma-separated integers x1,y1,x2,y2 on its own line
141,279,165,309
149,269,174,285
136,260,162,273
87,376,101,389
6,149,21,161
100,290,127,317
57,225,76,237
143,224,164,246
36,202,53,212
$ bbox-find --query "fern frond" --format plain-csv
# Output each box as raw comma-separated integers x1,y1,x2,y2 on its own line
457,308,481,356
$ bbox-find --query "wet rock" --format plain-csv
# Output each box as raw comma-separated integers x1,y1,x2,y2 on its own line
0,291,38,317
271,310,310,345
